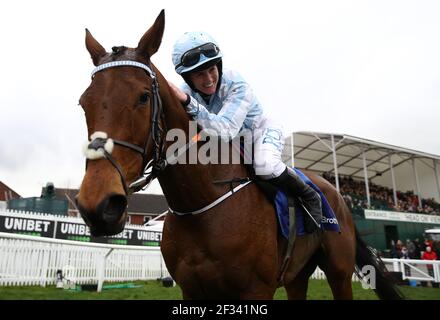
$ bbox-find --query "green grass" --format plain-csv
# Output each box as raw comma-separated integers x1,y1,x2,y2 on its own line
0,280,439,300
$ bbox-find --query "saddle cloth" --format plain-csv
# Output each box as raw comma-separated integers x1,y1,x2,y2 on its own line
274,168,340,238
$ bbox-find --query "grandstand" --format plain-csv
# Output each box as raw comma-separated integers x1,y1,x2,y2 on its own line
282,132,440,252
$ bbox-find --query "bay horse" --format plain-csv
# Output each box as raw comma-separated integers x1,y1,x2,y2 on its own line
76,10,403,300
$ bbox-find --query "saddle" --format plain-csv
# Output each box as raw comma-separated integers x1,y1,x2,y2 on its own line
214,163,341,282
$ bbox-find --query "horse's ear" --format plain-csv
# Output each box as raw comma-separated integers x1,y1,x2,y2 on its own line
85,29,106,66
137,9,165,58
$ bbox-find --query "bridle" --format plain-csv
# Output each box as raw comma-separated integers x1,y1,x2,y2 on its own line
84,60,167,195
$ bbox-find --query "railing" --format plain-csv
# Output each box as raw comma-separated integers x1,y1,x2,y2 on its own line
310,259,440,285
2,232,439,292
382,258,440,283
0,232,169,292
1,209,439,291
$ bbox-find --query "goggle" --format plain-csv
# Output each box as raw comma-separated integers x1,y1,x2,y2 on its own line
176,43,220,69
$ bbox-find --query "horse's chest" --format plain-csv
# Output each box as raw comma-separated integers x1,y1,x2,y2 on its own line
175,247,226,277
163,239,250,291
175,250,252,298
160,214,274,297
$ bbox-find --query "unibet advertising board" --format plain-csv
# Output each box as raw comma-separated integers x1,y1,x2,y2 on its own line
0,213,161,247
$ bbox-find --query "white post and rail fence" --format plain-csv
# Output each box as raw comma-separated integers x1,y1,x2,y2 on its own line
0,209,168,291
0,209,439,291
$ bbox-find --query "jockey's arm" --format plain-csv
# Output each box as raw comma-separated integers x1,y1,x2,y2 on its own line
185,82,253,141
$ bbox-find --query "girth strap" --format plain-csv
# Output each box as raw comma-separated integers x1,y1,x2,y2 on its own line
277,204,297,284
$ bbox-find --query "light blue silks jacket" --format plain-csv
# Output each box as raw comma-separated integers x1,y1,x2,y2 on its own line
181,69,265,141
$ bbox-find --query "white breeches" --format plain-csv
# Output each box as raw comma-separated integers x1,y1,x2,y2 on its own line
251,118,286,180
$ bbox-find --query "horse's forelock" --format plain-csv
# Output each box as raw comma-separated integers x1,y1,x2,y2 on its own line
111,46,127,55
98,47,144,64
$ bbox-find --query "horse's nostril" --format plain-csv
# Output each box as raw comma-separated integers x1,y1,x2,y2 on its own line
100,195,127,224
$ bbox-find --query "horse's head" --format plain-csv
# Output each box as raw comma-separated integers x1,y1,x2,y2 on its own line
76,11,165,236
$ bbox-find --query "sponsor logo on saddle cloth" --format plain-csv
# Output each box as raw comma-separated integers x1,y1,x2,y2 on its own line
274,168,341,237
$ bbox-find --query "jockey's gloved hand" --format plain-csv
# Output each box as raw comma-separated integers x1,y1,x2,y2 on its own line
183,93,191,107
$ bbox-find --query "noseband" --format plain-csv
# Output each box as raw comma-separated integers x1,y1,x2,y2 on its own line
84,60,167,195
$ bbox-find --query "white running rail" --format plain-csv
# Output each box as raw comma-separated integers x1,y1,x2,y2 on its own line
0,232,169,292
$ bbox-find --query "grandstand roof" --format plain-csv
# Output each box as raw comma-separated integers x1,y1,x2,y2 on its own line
282,131,440,181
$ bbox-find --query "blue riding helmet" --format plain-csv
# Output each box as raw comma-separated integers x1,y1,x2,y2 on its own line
172,31,223,75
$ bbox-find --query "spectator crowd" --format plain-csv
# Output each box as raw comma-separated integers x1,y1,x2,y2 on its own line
322,173,440,215
388,238,439,288
321,173,440,287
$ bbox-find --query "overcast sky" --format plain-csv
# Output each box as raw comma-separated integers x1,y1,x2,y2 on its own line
0,0,439,197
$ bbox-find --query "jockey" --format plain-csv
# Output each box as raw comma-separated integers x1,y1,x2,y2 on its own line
168,31,322,230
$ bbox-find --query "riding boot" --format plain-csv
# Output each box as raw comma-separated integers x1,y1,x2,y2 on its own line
268,167,323,232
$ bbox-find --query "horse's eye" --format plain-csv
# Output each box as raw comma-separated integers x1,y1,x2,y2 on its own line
139,93,150,105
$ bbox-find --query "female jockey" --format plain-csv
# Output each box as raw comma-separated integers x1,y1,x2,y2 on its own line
167,31,322,230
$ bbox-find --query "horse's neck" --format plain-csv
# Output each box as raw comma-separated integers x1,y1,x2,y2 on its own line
156,71,248,212
159,162,247,213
